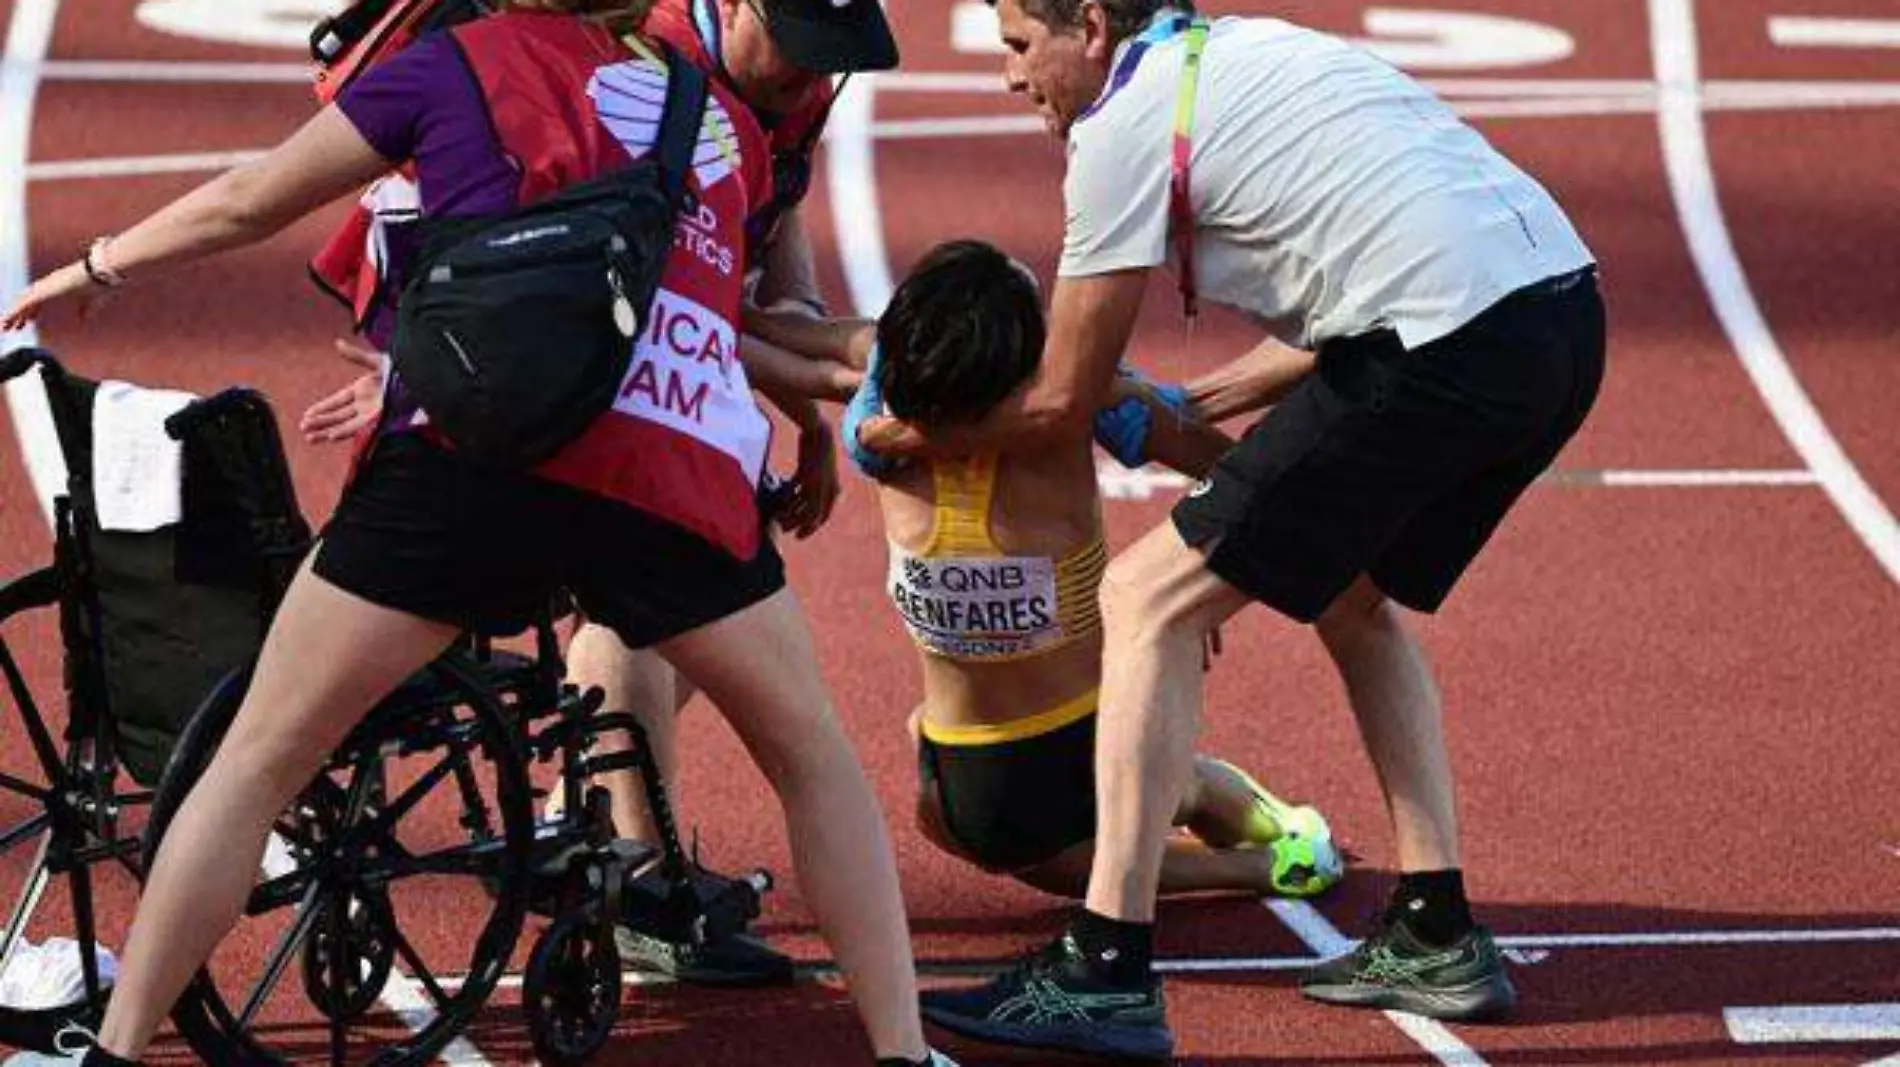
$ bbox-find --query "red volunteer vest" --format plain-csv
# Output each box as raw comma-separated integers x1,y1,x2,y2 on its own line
460,13,774,558
641,0,835,253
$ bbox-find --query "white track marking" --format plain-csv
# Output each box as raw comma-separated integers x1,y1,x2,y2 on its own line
1726,1003,1900,1043
1769,17,1900,50
1650,0,1900,587
823,73,895,315
439,920,1900,995
1355,8,1574,71
1571,468,1818,487
377,974,496,1066
26,149,265,181
1266,901,1489,1067
2,0,64,526
38,58,311,82
1502,927,1900,948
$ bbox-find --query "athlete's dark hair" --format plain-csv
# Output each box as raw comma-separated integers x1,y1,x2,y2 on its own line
875,240,1045,427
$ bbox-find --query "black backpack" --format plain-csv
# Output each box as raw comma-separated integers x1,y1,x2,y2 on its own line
387,46,709,468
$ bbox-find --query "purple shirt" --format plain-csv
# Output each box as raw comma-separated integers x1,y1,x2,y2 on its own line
335,33,518,218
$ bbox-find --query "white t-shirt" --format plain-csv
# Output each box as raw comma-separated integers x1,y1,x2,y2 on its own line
1060,13,1596,350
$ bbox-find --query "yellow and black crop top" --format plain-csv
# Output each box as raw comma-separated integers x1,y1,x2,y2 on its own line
886,454,1107,663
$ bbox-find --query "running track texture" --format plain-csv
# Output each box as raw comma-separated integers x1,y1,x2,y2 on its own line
1,0,1897,1063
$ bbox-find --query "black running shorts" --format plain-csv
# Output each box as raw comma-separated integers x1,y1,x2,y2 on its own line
918,710,1098,872
314,434,784,647
1173,270,1606,622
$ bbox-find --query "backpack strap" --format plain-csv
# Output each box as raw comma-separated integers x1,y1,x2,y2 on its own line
652,45,709,210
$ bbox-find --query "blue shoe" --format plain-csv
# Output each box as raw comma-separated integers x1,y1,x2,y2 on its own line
920,933,1173,1061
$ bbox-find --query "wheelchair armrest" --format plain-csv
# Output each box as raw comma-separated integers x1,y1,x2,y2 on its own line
164,387,274,441
0,347,59,385
0,566,58,621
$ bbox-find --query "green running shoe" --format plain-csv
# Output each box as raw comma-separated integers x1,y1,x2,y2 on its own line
1300,921,1517,1021
1264,832,1345,898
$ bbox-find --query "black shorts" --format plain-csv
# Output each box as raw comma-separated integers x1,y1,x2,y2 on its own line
314,435,785,648
1174,269,1606,622
918,705,1098,872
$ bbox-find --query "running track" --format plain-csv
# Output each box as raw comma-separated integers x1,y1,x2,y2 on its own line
2,0,1897,1063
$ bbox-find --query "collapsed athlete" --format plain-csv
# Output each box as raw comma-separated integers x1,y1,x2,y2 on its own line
745,240,1345,898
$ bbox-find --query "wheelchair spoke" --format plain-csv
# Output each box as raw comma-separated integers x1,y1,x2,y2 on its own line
373,838,511,883
247,867,320,916
0,770,47,804
326,890,350,1067
349,750,461,850
236,876,325,1032
0,810,50,853
0,834,52,974
386,925,454,1012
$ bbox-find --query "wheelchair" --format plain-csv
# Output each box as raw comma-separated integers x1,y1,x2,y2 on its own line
0,349,773,1065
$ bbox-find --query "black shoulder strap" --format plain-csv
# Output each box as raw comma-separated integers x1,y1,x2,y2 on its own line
653,44,710,208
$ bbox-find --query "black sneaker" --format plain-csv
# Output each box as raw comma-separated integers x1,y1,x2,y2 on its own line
614,926,794,987
919,933,1173,1061
1299,921,1516,1020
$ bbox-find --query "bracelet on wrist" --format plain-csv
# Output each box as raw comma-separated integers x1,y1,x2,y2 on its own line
82,237,127,288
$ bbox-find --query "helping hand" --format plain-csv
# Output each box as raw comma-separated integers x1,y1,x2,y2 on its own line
3,262,106,333
299,338,387,445
1093,365,1191,468
775,419,841,539
841,345,906,478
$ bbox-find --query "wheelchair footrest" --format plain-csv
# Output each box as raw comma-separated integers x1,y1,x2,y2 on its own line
617,862,772,947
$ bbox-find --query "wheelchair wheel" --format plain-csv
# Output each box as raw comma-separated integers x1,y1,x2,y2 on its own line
523,912,621,1066
300,886,397,1023
143,656,535,1066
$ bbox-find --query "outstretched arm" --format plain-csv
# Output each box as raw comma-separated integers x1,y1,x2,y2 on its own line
1185,336,1316,423
1110,374,1235,479
6,106,389,329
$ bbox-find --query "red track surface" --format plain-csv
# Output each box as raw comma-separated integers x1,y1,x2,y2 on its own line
2,0,1897,1063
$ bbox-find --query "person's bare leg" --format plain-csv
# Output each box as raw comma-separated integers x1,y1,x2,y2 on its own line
565,622,697,842
659,588,925,1061
1313,575,1458,873
93,565,457,1058
1085,523,1251,924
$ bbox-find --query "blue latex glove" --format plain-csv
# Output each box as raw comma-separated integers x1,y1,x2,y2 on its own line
842,343,901,479
1094,365,1191,468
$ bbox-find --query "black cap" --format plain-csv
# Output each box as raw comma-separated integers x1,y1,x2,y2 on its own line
761,0,899,73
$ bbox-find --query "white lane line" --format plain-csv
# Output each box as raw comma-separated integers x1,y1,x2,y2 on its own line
823,72,895,316
1,0,65,527
1502,927,1900,948
377,974,496,1066
1769,17,1900,50
26,148,265,181
1726,1002,1900,1043
1649,0,1900,587
36,58,312,82
1266,901,1490,1067
1566,468,1819,487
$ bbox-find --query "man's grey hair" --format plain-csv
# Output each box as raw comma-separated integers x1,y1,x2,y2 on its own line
989,0,1194,45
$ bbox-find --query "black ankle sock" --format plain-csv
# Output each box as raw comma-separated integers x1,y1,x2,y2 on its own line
874,1058,926,1067
81,1049,139,1067
1387,869,1474,947
1068,908,1154,985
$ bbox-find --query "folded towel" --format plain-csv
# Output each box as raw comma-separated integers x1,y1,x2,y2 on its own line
92,380,197,532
